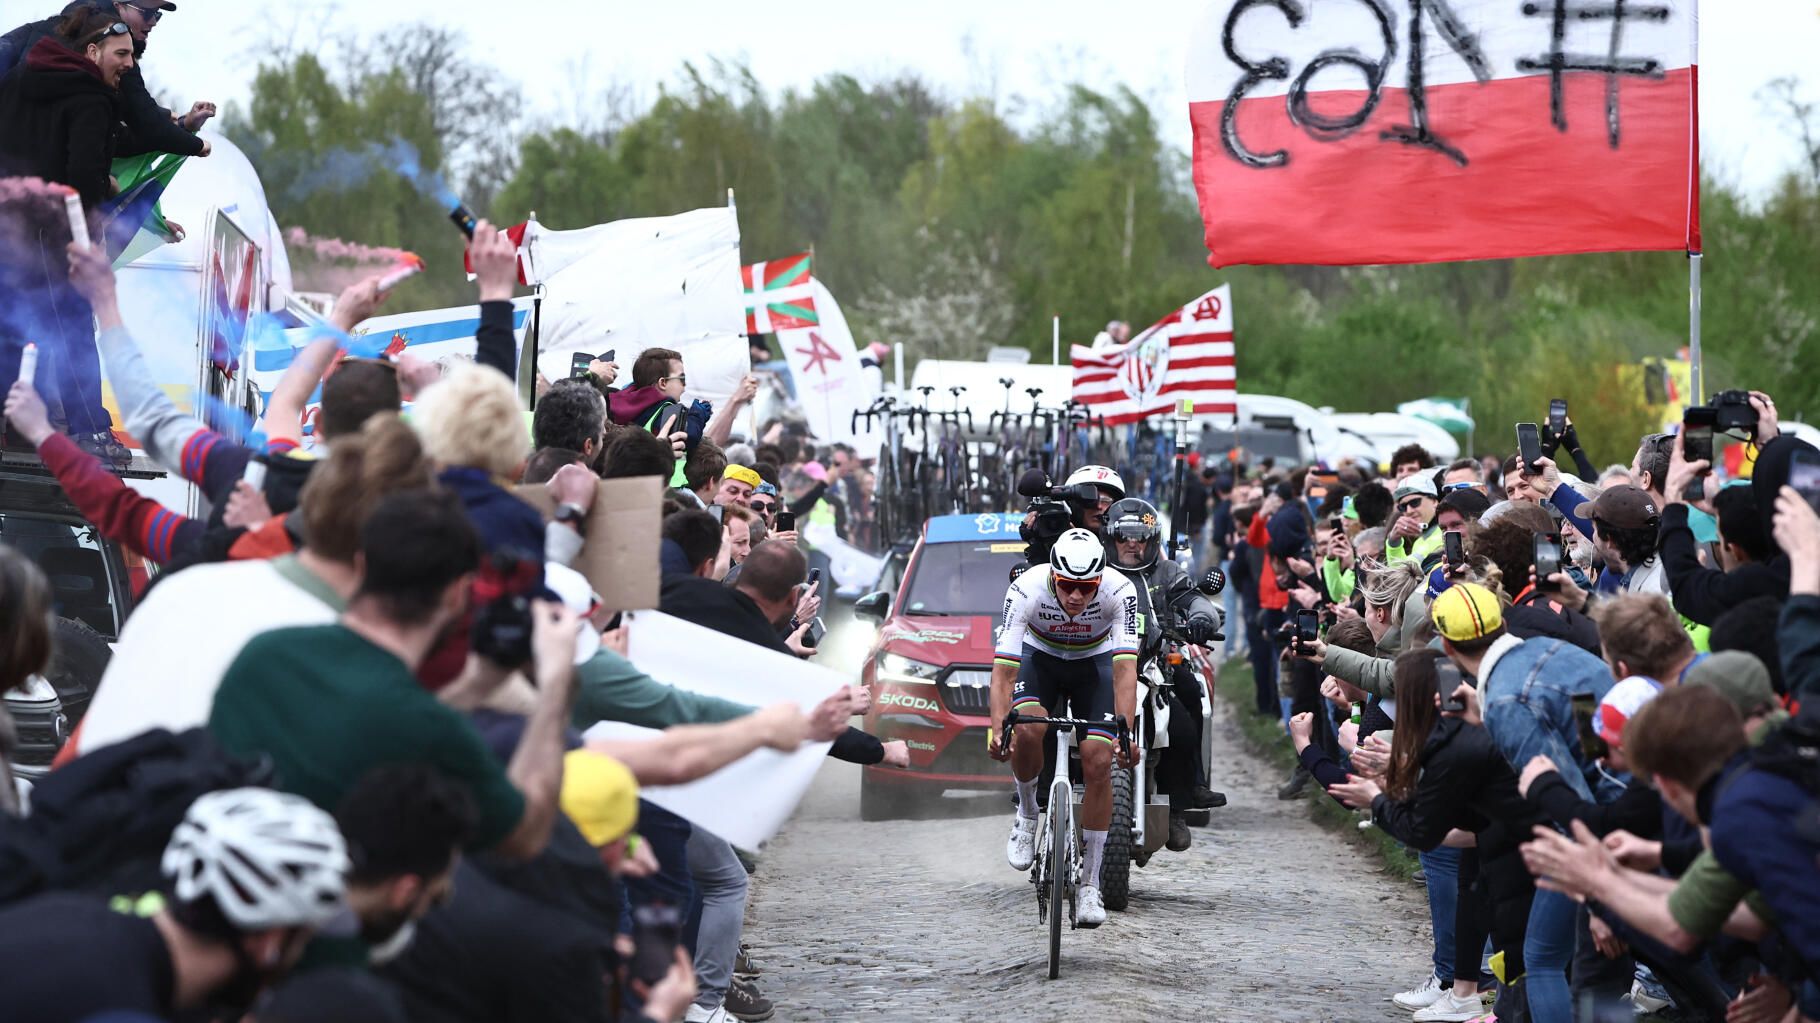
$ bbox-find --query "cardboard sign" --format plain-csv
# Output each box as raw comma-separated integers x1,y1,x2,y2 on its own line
515,475,663,611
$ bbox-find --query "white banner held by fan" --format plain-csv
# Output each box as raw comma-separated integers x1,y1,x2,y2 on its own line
583,610,841,850
529,207,749,410
775,280,878,457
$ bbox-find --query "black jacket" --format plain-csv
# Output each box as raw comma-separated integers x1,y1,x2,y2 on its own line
1123,557,1220,663
1658,504,1789,627
1370,717,1548,860
658,574,885,766
1506,588,1602,655
0,9,205,159
0,36,119,206
1525,767,1663,839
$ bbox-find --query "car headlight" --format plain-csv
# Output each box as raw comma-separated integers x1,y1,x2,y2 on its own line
876,652,941,683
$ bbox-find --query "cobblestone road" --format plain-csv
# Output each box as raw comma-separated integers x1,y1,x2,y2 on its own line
744,701,1437,1022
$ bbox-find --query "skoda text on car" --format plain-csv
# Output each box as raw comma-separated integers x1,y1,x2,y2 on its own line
853,513,1029,820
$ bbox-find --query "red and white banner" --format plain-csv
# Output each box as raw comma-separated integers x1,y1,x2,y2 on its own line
1072,285,1237,426
1187,0,1699,266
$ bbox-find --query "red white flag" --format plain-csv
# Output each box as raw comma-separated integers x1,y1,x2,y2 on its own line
1073,285,1237,426
1187,0,1699,266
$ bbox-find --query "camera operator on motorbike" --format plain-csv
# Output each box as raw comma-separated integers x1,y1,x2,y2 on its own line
1104,498,1227,852
1017,465,1128,572
987,528,1141,929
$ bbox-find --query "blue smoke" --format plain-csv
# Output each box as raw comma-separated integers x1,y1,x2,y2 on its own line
270,138,462,212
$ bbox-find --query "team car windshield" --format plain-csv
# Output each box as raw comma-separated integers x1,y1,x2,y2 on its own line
902,541,1027,617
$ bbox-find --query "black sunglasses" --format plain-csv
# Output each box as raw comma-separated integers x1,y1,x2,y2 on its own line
749,501,777,514
121,3,163,22
1397,498,1429,513
85,21,132,46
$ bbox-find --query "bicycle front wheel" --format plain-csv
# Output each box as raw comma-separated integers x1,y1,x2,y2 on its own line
1047,781,1071,979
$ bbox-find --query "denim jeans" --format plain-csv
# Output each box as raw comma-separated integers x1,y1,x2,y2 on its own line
1252,608,1285,716
1525,888,1579,1023
0,280,110,435
1419,847,1462,983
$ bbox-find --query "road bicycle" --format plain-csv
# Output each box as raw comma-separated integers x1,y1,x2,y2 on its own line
999,710,1132,980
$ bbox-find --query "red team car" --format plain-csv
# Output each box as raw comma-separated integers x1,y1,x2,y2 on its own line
852,513,1031,820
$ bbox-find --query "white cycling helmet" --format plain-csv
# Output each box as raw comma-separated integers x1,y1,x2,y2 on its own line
1064,465,1126,501
1050,528,1108,582
163,788,350,932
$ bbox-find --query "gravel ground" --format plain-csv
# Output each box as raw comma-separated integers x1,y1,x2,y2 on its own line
742,700,1439,1022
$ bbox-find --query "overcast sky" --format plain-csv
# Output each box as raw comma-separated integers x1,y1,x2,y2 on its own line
138,0,1819,200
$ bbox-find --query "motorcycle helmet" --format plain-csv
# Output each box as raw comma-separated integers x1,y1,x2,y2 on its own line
1064,465,1126,502
1104,498,1162,571
163,788,350,932
1049,528,1108,583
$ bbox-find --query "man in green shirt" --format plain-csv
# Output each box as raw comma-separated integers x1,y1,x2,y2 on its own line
211,490,579,862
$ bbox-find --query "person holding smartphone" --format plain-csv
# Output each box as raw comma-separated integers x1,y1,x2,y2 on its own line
1655,430,1809,626
1385,474,1445,570
1325,649,1547,1023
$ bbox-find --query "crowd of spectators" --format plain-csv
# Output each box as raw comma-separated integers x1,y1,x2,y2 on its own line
0,157,904,1018
1198,409,1820,1023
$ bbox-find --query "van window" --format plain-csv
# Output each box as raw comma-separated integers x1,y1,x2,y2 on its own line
0,513,119,639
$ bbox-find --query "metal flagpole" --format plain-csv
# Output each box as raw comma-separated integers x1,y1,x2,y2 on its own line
1688,251,1704,403
1052,315,1060,366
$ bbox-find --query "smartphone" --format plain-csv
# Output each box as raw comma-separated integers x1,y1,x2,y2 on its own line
602,348,616,365
631,903,682,987
569,352,594,380
1516,423,1542,475
804,616,827,649
804,567,822,592
1533,533,1563,590
1436,659,1466,713
1443,531,1465,568
1681,406,1717,463
775,510,796,533
1329,516,1344,534
1791,450,1820,514
708,504,724,524
1294,608,1320,647
1548,399,1568,437
1571,692,1608,760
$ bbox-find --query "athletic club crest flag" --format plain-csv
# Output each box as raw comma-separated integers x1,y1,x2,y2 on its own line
1072,285,1237,426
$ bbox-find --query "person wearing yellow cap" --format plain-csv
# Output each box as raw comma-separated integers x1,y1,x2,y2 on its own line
561,749,642,868
1432,580,1617,1023
716,464,762,509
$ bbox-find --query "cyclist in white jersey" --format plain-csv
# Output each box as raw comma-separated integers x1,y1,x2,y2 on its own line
987,529,1140,927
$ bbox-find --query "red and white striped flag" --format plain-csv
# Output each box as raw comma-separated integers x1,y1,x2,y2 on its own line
1186,0,1698,266
1072,285,1236,426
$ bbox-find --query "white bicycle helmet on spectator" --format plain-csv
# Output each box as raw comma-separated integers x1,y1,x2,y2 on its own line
163,788,350,932
1064,465,1126,501
1050,528,1109,582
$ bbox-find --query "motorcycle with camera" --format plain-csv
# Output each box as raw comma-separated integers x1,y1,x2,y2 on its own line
1098,566,1225,911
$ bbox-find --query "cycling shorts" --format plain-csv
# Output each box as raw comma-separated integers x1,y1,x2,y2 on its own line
1010,647,1118,745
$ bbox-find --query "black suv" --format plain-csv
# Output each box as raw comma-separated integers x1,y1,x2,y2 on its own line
1,454,142,778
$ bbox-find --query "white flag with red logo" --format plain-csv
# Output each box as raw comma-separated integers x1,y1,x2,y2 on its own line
775,279,881,457
1072,285,1237,426
1186,0,1698,266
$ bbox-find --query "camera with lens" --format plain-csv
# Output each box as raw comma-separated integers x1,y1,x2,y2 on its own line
1016,479,1102,574
1710,390,1760,435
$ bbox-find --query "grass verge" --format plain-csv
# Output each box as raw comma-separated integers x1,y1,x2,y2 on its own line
1219,658,1422,882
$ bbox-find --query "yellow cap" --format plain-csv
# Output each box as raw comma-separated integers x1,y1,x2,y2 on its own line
724,464,762,489
1430,583,1504,644
560,750,640,847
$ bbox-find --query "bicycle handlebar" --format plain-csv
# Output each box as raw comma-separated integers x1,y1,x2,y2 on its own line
1000,711,1133,766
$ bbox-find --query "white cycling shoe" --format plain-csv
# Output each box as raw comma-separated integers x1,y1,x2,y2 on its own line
1006,815,1037,871
1075,885,1106,928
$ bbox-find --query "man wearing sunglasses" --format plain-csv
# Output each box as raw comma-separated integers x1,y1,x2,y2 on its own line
988,528,1142,929
1386,473,1446,569
1,0,215,161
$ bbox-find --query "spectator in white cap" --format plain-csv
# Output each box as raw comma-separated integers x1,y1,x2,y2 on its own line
1385,473,1443,568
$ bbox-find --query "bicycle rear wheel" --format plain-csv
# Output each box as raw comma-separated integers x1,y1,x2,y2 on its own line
1047,780,1071,979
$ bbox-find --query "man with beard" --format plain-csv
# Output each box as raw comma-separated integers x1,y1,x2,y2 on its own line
0,787,350,1022
298,765,478,972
